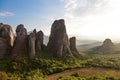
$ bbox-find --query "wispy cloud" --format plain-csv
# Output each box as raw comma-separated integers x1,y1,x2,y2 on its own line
73,0,109,16
61,0,77,11
60,0,116,39
61,0,109,18
0,11,14,17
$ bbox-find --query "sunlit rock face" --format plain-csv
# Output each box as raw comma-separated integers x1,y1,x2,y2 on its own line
11,24,28,59
69,37,78,53
47,19,73,58
0,23,14,59
0,24,14,47
28,31,36,57
36,30,44,51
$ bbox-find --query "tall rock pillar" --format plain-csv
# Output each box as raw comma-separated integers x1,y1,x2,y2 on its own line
47,19,73,57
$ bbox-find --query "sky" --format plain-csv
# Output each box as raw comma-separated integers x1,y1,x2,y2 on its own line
1,0,120,42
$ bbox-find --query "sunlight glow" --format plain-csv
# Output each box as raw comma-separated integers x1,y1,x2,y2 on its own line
63,0,120,41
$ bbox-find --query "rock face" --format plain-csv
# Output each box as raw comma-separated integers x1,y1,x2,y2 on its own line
33,29,37,35
47,19,73,57
69,37,78,53
11,24,28,59
16,24,27,36
28,32,36,57
0,24,14,58
0,38,8,58
0,24,14,47
36,30,44,51
0,23,3,27
0,21,79,59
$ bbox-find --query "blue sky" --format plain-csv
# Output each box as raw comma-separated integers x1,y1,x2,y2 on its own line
0,0,64,33
1,0,120,41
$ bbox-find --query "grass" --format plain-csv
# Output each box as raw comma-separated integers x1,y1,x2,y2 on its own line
1,51,120,79
47,68,120,80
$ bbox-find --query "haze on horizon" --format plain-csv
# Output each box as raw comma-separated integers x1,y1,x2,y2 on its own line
0,0,120,42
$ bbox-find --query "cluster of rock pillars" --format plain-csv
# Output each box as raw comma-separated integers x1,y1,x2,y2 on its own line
0,19,79,59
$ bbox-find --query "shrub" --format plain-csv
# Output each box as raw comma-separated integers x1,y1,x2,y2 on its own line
0,72,8,80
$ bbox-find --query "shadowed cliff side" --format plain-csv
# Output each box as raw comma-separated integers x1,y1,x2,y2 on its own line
47,19,79,58
11,24,28,59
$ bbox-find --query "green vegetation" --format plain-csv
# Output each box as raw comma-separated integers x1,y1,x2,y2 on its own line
57,74,119,80
1,52,120,79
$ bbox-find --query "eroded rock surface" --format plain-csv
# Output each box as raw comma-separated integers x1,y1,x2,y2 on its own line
0,24,14,47
0,38,8,58
36,30,44,51
28,32,36,57
0,24,14,58
70,37,78,53
47,19,73,57
11,24,27,59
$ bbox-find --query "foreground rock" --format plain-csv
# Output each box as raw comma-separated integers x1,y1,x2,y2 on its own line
0,24,14,47
0,38,8,58
11,24,28,59
0,24,14,58
0,20,79,59
47,19,73,57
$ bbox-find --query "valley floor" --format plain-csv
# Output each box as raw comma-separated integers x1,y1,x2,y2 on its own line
45,68,120,80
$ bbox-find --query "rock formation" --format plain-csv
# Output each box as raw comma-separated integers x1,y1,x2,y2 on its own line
0,23,3,27
36,30,44,51
0,38,8,58
0,20,79,59
28,31,36,57
91,38,115,54
47,19,73,57
16,24,27,36
69,37,78,53
0,24,14,47
33,29,37,35
11,24,28,59
102,39,114,49
0,24,14,59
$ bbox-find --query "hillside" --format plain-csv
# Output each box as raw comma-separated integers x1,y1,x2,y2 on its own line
1,51,120,79
77,41,102,52
87,39,120,54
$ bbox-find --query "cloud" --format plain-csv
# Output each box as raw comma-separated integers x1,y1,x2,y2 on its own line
60,0,120,41
73,0,109,16
61,0,109,35
0,11,14,17
61,0,77,11
62,0,109,18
